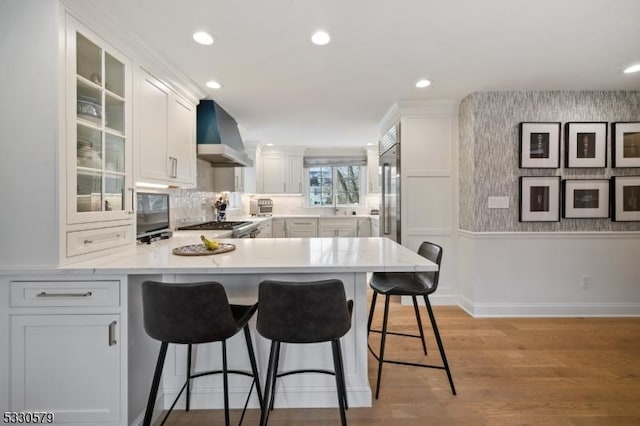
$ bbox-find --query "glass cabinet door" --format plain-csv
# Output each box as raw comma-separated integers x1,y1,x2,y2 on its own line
69,27,131,223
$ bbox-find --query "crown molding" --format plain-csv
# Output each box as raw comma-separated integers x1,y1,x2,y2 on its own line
60,0,206,104
378,99,459,135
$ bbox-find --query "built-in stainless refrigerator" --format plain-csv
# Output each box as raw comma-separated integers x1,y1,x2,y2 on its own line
379,124,401,243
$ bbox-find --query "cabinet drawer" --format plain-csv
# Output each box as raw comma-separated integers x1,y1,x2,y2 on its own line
286,219,318,227
10,281,120,308
67,225,132,257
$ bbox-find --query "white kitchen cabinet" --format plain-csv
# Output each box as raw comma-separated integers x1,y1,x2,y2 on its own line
11,315,121,424
356,218,371,237
212,166,255,193
271,218,285,238
285,218,318,237
256,219,272,238
258,147,305,194
318,218,357,237
63,17,134,260
367,147,380,193
137,68,196,187
288,154,304,194
6,278,125,426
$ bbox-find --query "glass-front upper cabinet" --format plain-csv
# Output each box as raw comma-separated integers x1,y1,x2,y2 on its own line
67,19,132,224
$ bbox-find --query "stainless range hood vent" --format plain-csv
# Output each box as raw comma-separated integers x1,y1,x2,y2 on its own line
196,100,253,167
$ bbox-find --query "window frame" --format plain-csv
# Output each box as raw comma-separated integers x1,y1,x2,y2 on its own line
306,165,364,208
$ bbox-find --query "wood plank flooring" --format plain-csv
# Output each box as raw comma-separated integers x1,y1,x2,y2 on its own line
156,294,640,425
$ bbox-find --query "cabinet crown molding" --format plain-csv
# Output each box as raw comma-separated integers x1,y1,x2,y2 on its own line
379,99,459,135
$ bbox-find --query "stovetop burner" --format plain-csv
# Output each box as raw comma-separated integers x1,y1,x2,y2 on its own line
177,221,251,231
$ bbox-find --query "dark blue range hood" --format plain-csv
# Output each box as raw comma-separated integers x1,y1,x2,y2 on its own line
196,100,252,167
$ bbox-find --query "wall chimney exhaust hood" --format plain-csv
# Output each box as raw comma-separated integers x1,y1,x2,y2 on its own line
196,100,253,167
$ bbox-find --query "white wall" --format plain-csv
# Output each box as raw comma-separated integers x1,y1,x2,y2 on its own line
458,231,640,316
0,0,61,266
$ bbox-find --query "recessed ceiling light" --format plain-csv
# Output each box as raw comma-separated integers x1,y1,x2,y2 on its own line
206,81,222,89
266,143,274,146
367,142,375,146
416,79,431,88
193,31,214,45
311,30,331,46
623,63,640,74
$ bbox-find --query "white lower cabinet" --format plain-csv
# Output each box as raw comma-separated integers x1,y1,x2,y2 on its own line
356,218,371,237
11,315,121,424
285,218,318,237
271,218,285,237
256,219,272,238
318,218,357,237
5,278,125,426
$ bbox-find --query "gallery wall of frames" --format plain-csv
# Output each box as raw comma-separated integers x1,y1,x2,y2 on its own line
519,121,640,222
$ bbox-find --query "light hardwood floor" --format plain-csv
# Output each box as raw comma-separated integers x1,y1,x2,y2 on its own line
156,295,640,425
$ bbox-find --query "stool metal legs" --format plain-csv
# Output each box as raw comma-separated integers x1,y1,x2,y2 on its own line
367,292,456,399
143,326,263,426
260,340,348,426
143,342,168,426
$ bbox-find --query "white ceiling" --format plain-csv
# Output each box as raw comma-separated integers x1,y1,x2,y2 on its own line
81,0,639,148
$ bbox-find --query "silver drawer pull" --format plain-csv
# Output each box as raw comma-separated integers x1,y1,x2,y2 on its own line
37,291,93,298
109,321,117,346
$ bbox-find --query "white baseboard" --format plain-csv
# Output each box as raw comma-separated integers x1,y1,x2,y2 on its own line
468,302,640,317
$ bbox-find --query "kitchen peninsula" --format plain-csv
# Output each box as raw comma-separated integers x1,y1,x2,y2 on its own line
0,235,436,426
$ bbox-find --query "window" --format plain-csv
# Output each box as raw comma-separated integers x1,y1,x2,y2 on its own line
308,165,361,206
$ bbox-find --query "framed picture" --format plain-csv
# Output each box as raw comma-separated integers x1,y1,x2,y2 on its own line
519,176,561,222
612,122,640,167
519,122,561,168
564,122,608,168
562,179,610,218
611,176,640,221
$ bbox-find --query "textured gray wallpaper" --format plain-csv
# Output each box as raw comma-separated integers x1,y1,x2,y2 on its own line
459,91,640,232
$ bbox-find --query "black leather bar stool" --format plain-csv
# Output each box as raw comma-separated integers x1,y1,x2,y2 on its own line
141,281,263,426
256,279,353,426
367,241,456,398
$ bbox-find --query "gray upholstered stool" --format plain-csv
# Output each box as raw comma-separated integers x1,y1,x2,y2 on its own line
367,241,456,398
141,281,263,426
256,279,353,426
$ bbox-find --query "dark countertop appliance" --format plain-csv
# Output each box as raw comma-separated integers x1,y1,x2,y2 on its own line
136,192,173,243
177,220,260,238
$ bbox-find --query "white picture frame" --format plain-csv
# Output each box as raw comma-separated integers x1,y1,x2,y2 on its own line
519,176,561,222
562,179,610,219
519,122,561,168
612,176,640,222
612,122,640,168
564,122,608,168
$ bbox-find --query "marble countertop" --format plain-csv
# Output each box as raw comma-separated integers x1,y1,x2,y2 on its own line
13,234,435,275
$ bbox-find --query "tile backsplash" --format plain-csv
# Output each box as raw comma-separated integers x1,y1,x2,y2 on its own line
168,159,381,228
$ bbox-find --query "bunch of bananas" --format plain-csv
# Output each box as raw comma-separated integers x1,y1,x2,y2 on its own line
200,235,220,251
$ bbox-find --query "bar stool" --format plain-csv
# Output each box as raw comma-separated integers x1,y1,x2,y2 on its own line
367,241,456,398
256,279,353,426
141,281,263,426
